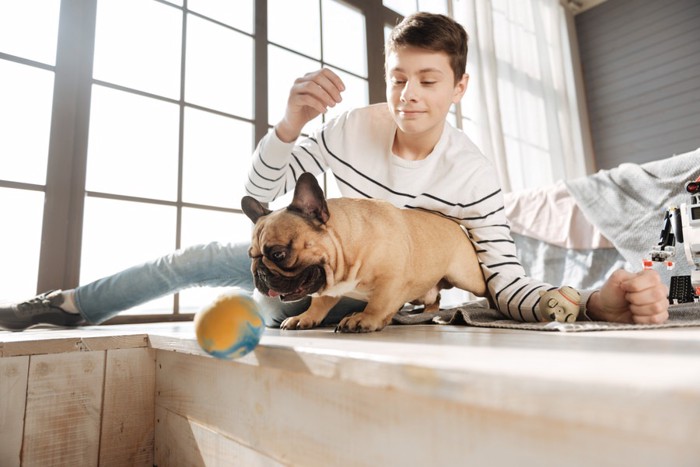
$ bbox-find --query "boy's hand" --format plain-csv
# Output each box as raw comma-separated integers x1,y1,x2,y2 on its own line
587,269,669,324
275,68,345,143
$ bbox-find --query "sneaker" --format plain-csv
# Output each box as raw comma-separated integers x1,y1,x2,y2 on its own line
0,290,86,331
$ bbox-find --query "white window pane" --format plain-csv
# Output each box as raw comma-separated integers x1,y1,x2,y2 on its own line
86,85,180,200
267,45,321,133
446,111,457,127
188,0,254,34
0,0,60,65
0,60,53,185
178,286,248,314
504,137,553,191
461,117,482,150
384,25,393,44
180,209,251,248
183,107,254,208
418,0,448,15
80,197,176,314
268,0,320,59
383,0,417,17
324,66,369,122
186,14,254,118
269,189,295,211
322,0,367,78
93,0,182,99
0,188,43,302
178,208,252,314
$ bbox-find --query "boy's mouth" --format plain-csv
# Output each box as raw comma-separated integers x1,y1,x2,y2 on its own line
398,109,425,118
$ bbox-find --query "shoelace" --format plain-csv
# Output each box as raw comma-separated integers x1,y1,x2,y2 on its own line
16,293,59,316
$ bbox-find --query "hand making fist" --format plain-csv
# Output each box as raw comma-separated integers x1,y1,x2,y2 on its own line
587,269,669,324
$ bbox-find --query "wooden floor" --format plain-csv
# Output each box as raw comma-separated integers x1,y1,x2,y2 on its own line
5,321,700,387
2,322,700,466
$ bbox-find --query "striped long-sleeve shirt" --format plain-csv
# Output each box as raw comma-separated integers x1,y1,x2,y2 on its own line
245,103,563,322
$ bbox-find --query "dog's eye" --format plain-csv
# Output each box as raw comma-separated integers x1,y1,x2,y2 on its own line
271,250,286,262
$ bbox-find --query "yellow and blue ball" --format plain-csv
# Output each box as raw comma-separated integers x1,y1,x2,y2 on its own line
194,293,264,359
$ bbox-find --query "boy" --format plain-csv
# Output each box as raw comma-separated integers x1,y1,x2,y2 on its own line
0,12,668,331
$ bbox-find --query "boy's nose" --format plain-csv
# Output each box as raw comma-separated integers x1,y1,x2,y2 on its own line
400,82,417,102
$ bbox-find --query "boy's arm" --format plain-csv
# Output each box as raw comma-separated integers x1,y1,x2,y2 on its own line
468,220,554,322
463,171,668,323
456,166,558,322
244,69,345,203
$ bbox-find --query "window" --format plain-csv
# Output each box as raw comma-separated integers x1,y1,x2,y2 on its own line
0,0,402,320
0,0,60,300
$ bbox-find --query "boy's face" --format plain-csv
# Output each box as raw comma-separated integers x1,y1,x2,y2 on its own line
385,46,468,139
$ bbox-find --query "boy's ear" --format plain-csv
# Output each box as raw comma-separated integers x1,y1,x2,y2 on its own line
288,173,330,224
452,73,469,103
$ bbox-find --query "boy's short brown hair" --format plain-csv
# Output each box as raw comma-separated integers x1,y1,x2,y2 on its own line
385,12,469,84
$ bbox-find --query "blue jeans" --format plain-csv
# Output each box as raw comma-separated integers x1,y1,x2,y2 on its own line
73,241,366,327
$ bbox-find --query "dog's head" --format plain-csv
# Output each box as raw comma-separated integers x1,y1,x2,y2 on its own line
241,173,330,301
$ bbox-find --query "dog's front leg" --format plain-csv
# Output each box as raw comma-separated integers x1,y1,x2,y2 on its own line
335,290,404,333
280,295,341,330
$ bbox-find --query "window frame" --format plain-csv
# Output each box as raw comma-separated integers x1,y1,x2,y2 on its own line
0,0,403,324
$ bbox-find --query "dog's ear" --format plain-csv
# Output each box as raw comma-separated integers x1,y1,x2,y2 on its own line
241,196,271,223
288,173,330,224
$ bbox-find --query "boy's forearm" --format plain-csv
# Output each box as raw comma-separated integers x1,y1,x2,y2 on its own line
246,129,294,203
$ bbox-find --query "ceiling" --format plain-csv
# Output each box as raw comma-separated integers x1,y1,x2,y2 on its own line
569,0,609,15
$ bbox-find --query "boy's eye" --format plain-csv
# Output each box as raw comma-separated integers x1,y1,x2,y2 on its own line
392,79,406,85
421,81,436,85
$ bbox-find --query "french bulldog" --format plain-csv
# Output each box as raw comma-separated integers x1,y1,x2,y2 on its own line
241,173,487,333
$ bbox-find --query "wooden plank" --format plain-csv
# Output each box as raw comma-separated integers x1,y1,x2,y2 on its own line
0,329,149,357
98,348,156,467
0,356,29,467
154,406,283,467
21,351,105,467
155,350,700,467
2,323,700,465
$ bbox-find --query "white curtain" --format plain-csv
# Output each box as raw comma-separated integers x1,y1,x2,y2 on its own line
454,0,590,193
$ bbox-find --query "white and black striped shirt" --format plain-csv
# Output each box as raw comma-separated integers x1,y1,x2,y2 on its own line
246,103,558,322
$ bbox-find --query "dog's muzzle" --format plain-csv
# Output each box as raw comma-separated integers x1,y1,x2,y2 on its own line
253,261,326,302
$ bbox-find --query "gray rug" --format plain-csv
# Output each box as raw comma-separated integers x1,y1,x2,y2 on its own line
392,301,700,332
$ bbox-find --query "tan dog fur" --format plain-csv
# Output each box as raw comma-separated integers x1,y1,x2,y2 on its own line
242,173,486,333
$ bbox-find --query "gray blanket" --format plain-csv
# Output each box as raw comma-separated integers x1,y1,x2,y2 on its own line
565,149,700,285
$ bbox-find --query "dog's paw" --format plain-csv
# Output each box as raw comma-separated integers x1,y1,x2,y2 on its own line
335,313,388,333
280,314,320,330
